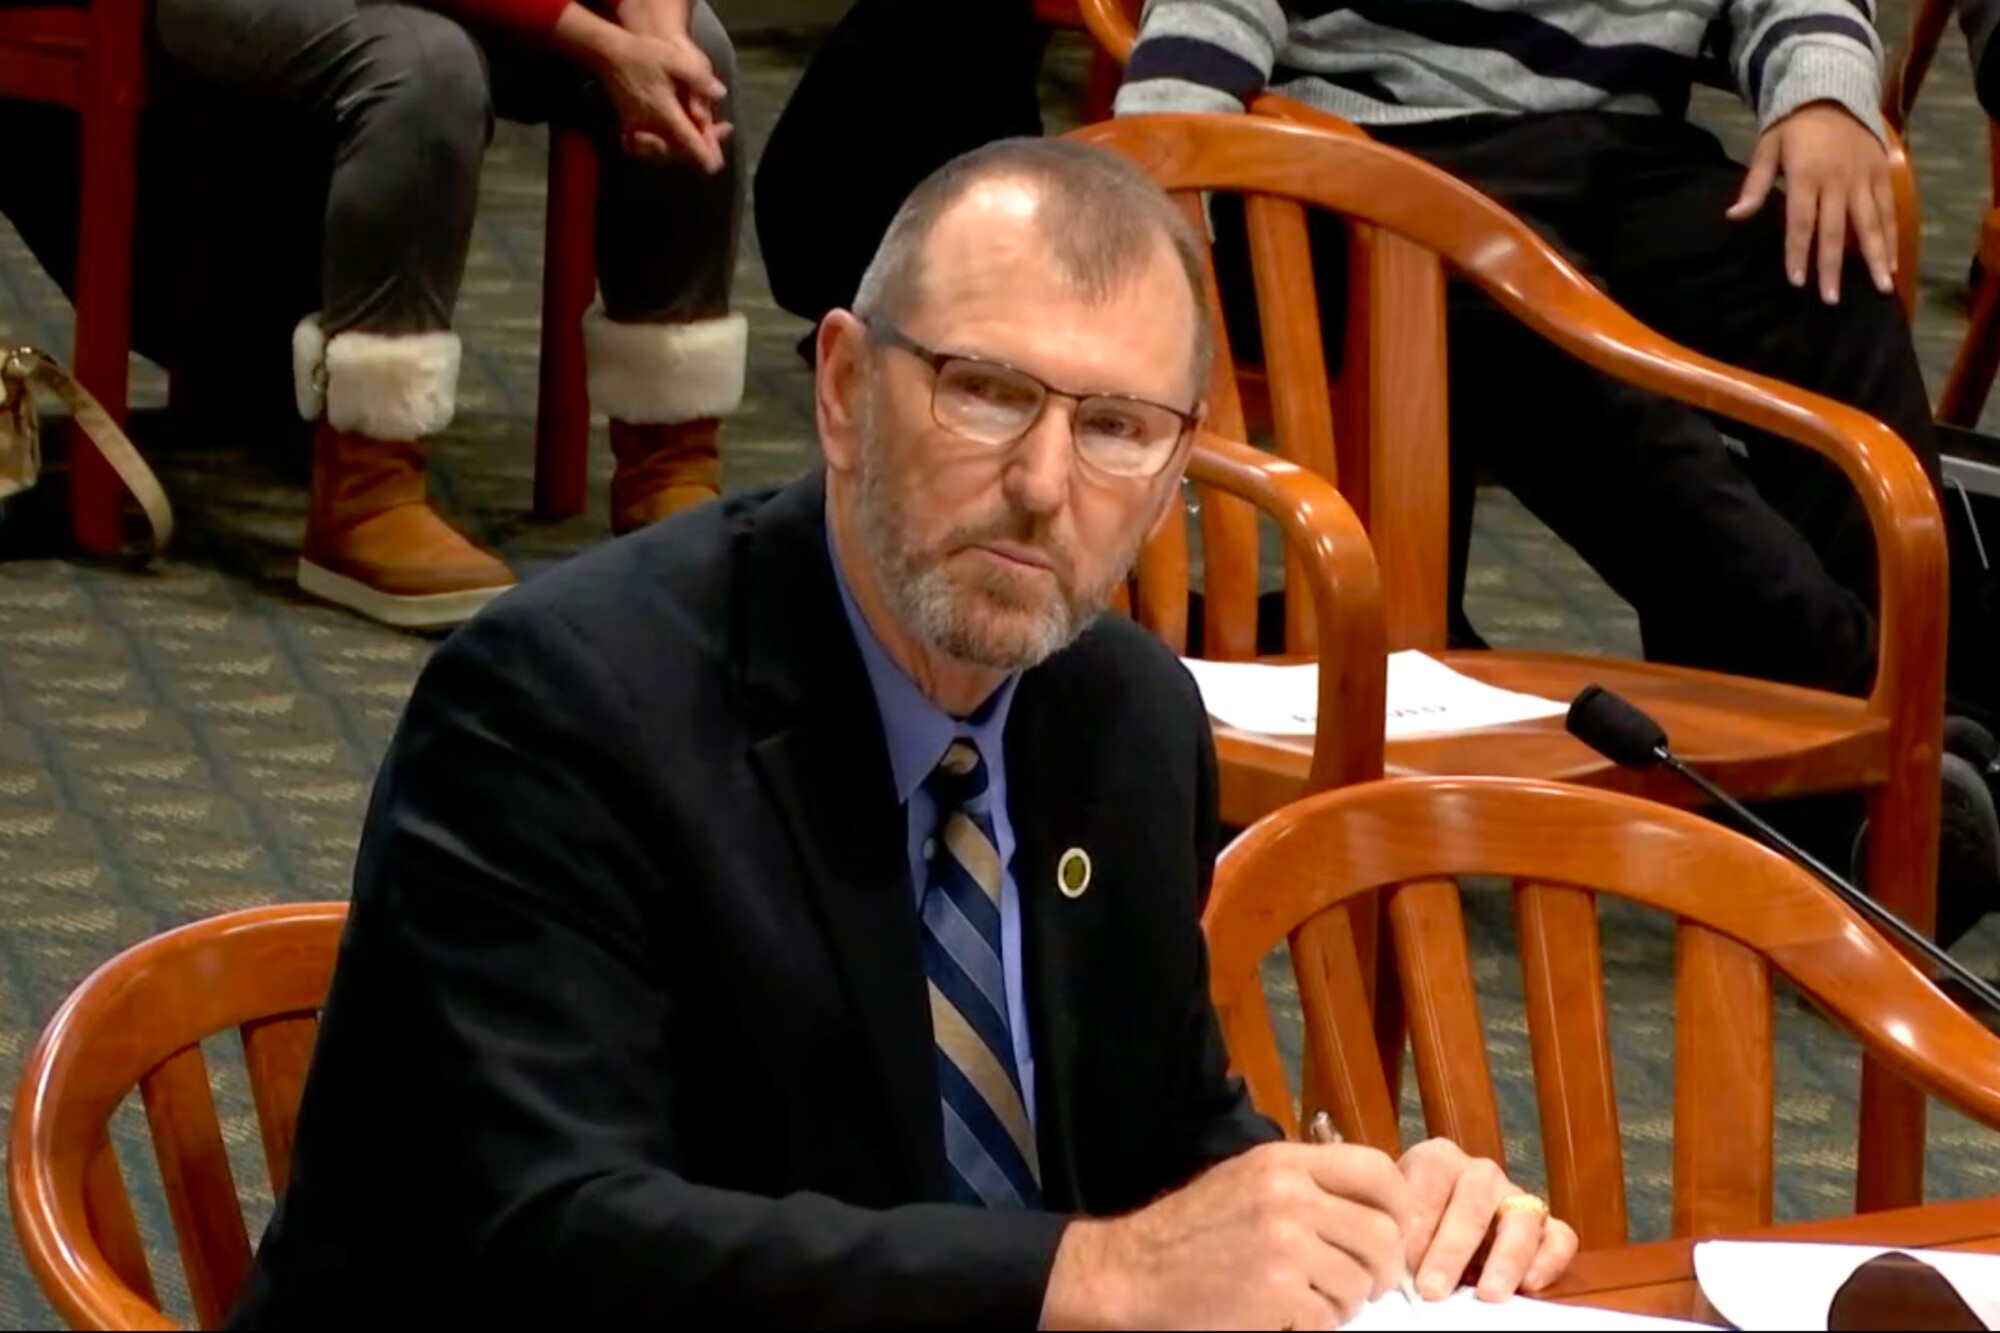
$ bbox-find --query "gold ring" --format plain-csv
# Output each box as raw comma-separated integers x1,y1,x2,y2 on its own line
1499,1193,1550,1219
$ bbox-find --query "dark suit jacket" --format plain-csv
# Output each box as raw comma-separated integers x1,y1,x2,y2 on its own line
230,473,1278,1328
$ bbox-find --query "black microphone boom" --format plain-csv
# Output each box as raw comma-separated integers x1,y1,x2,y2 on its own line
1565,686,2000,1018
1567,686,1668,770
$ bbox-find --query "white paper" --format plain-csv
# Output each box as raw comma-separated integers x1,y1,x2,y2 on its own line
1694,1240,2000,1330
1340,1287,1708,1331
1179,650,1569,741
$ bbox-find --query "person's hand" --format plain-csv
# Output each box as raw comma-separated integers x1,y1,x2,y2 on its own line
598,28,731,170
1396,1137,1579,1303
609,0,726,166
1043,1142,1412,1330
1727,101,1896,305
615,0,693,44
548,4,729,170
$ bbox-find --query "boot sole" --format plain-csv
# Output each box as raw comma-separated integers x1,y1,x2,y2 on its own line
298,560,512,631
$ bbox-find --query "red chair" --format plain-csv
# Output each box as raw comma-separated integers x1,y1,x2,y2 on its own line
535,128,595,520
0,0,598,554
0,0,148,554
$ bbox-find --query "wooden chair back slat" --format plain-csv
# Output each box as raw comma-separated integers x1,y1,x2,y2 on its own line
1175,192,1264,664
1672,922,1775,1238
1287,902,1403,1153
137,1047,252,1330
239,1013,321,1199
1245,192,1336,656
11,904,348,1330
1386,879,1506,1166
1205,778,2000,1233
1338,228,1452,651
1515,882,1628,1249
80,1127,155,1308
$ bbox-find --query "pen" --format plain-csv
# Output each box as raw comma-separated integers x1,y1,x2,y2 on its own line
1309,1111,1425,1308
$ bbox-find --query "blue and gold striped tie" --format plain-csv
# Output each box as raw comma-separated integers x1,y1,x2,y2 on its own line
921,739,1042,1209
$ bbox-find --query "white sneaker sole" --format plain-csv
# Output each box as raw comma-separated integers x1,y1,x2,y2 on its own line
297,560,512,631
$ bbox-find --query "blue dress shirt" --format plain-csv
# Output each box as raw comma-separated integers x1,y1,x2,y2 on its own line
831,548,1037,1129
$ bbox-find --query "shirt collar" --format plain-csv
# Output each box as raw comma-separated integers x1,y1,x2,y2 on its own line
830,534,1020,806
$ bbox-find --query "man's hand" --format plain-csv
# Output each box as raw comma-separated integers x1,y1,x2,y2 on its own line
1727,102,1896,305
1397,1138,1579,1302
1044,1142,1412,1330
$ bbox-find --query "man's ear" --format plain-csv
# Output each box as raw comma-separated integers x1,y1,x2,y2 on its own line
816,311,870,475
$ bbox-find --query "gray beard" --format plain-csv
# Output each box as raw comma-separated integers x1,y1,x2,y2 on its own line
850,418,1136,672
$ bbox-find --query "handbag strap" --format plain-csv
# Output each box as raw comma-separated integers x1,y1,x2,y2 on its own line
3,348,173,557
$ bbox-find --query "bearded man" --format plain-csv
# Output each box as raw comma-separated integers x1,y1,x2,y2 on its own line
228,138,1575,1331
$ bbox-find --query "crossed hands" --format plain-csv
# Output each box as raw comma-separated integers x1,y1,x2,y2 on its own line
1043,1137,1579,1331
596,0,732,171
1728,101,1897,305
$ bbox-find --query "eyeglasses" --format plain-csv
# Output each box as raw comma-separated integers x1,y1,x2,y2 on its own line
865,317,1198,480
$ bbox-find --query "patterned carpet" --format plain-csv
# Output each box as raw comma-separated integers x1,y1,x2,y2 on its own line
1,4,1999,1326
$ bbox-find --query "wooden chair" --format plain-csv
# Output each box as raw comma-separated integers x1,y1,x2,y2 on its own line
1076,0,1924,319
1070,112,1948,1212
1141,428,1389,802
9,903,347,1330
1207,775,2000,1249
1143,429,1399,1091
1032,0,1125,123
1886,0,2000,428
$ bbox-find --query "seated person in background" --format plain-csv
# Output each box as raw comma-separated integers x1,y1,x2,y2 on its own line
228,139,1578,1329
1118,0,2000,940
154,0,746,630
754,0,1052,362
1971,0,2000,121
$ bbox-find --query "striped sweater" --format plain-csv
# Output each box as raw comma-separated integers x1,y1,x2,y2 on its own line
1114,0,1888,142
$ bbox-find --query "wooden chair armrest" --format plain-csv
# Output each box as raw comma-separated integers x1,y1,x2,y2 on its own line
1187,430,1387,790
1075,0,1137,63
1883,122,1920,320
1249,93,1374,140
1494,234,1946,723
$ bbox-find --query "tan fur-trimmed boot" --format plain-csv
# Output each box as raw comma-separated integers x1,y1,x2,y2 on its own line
292,317,515,630
586,308,746,535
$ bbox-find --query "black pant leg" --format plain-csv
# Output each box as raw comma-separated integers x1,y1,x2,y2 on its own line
1373,115,1878,692
1595,118,2000,718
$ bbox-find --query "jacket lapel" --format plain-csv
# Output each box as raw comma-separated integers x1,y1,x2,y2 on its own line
1006,668,1108,1213
738,475,944,1200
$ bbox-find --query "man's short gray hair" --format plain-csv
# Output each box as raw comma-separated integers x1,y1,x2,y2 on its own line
851,137,1214,399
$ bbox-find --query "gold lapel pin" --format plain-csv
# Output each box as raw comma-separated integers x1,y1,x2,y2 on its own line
1057,848,1092,899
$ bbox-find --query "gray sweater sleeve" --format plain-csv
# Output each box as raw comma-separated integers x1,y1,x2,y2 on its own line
1725,0,1887,141
1111,0,1289,116
1967,0,2000,120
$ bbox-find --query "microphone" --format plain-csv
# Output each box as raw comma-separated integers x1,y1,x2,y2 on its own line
1566,685,2000,1017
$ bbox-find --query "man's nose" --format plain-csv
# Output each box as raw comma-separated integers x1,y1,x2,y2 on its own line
1004,399,1074,514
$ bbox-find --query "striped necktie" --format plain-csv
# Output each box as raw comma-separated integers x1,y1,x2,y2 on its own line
921,739,1042,1209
